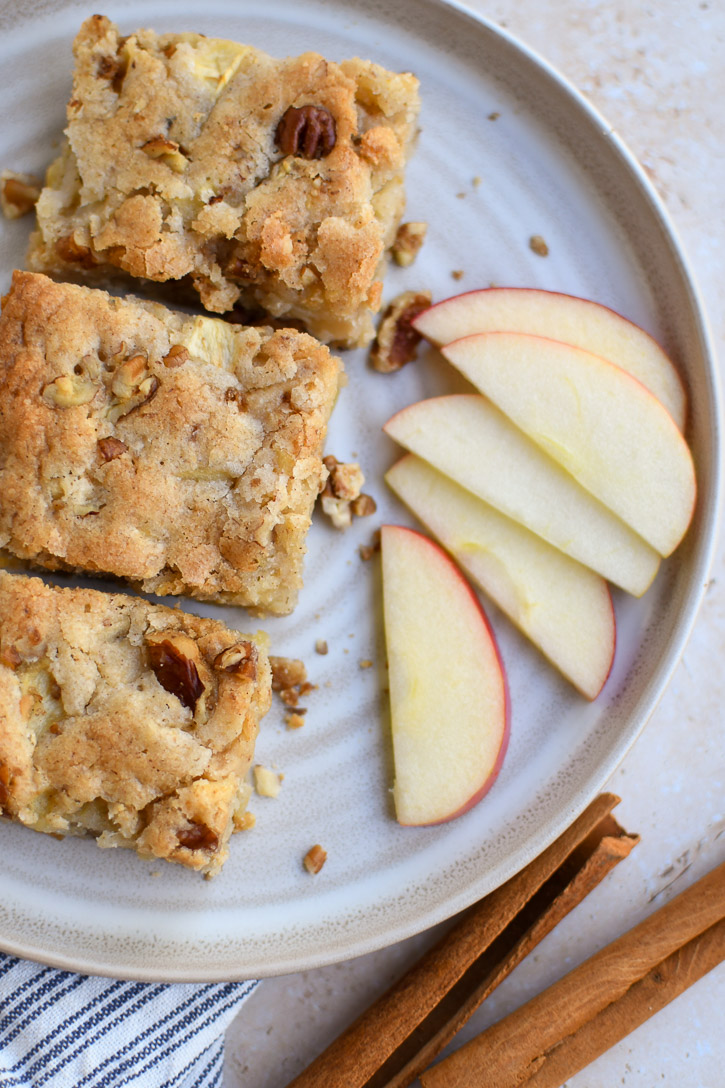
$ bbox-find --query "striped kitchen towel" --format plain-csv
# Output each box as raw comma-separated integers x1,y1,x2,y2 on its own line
0,953,258,1088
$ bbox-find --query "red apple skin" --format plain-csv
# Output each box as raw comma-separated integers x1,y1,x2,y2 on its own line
412,286,687,430
400,702,511,827
441,330,696,557
582,589,616,701
387,453,617,701
412,286,672,356
382,525,511,827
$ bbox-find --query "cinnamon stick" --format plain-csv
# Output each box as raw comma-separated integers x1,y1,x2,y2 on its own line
421,858,725,1088
285,793,638,1088
523,916,725,1088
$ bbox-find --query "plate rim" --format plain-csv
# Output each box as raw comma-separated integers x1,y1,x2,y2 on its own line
0,0,721,981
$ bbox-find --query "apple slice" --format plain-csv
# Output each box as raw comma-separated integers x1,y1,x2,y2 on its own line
386,455,615,699
412,287,686,431
381,524,509,825
442,332,696,557
383,394,660,596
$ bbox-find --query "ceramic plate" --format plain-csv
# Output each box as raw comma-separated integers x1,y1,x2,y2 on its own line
0,0,719,981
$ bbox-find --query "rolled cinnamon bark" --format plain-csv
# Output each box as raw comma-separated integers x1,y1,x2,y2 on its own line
522,917,725,1088
285,794,637,1088
421,859,725,1088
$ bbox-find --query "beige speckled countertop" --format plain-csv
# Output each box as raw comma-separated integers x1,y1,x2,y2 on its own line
225,1,725,1084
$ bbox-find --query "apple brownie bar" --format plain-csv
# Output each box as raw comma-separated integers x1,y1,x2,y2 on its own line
0,571,272,875
0,271,341,613
27,15,421,347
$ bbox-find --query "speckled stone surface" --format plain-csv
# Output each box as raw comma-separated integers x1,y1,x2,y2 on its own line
224,1,725,1085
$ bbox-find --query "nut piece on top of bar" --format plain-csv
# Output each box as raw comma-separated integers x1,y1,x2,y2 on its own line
0,271,342,614
0,571,272,876
27,15,421,347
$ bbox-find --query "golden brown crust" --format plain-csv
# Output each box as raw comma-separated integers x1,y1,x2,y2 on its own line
0,571,272,875
27,15,420,347
0,271,342,614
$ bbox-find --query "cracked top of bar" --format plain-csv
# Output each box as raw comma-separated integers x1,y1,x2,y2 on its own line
0,271,342,613
27,15,421,347
0,571,272,876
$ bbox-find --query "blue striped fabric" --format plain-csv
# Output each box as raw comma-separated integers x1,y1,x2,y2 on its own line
0,953,258,1088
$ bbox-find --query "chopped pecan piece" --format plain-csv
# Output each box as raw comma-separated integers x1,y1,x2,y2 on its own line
147,636,205,710
112,354,148,399
177,822,219,851
323,456,365,501
275,105,337,159
142,136,188,173
162,345,190,368
370,291,431,373
0,763,10,811
108,363,159,422
55,235,97,267
303,844,327,874
0,171,41,219
351,494,377,517
0,644,23,669
392,221,428,267
97,54,121,80
214,641,258,680
359,529,382,561
43,374,97,408
279,687,298,707
142,135,180,156
97,436,128,461
224,387,247,409
320,456,372,530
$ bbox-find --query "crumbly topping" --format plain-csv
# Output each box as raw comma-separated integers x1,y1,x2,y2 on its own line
234,810,256,831
0,272,342,615
324,456,365,502
369,290,432,372
269,655,317,720
391,221,427,267
320,455,376,529
27,15,420,347
0,571,271,876
270,656,307,690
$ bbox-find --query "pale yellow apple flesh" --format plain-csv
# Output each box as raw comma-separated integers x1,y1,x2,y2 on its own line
412,287,687,431
386,455,616,699
443,333,696,557
383,394,660,596
381,524,510,826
